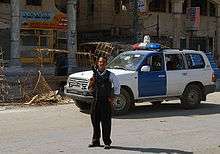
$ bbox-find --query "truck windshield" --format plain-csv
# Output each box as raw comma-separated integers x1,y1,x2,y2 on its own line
108,53,145,71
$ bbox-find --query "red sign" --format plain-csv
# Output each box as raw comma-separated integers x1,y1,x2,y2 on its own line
185,7,200,31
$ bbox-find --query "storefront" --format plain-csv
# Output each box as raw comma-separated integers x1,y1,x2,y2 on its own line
19,10,68,65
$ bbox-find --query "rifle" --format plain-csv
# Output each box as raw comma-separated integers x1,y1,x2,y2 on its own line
88,66,97,94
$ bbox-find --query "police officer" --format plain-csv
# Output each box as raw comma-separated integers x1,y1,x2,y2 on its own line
88,56,120,149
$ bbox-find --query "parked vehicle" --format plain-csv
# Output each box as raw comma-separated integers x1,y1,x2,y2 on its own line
64,43,216,115
205,52,220,90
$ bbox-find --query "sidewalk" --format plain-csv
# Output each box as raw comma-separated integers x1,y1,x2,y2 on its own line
207,91,220,103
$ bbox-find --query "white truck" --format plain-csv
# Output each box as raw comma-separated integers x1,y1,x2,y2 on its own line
64,44,216,115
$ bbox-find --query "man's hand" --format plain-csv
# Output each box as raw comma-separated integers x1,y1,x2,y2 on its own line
108,96,118,104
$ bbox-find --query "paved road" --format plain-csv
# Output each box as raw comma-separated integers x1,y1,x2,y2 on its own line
1,93,220,154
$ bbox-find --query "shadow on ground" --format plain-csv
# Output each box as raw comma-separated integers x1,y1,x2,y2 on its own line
79,101,220,120
111,146,193,154
115,102,220,119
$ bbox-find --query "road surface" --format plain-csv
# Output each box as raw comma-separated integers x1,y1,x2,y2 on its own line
1,92,220,154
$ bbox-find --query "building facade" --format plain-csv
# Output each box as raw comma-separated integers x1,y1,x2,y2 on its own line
1,0,220,67
20,0,68,65
0,0,68,66
77,0,220,65
77,0,133,43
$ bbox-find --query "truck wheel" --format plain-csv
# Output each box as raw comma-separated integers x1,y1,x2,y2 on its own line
113,88,131,115
181,84,201,109
150,101,162,108
75,100,90,111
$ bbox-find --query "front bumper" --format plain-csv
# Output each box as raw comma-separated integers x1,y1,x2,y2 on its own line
215,79,220,91
64,86,94,103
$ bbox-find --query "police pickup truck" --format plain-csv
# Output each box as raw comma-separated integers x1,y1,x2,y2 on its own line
64,43,216,115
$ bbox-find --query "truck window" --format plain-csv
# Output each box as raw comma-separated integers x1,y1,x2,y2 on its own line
145,55,163,71
165,54,185,71
185,53,205,69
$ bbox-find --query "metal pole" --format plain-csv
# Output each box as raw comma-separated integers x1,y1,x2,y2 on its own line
67,0,77,74
216,4,220,66
133,0,138,43
10,0,21,67
156,14,159,38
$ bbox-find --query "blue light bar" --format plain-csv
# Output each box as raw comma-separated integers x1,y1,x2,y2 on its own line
146,43,161,49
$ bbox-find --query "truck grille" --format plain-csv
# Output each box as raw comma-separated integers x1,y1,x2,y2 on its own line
69,78,88,90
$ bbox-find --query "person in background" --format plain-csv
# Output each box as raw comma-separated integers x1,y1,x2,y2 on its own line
55,53,68,76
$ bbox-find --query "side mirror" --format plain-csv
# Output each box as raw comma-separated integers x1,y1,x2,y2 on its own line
141,65,150,72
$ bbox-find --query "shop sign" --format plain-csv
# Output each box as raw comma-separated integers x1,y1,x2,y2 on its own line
21,11,52,22
21,10,67,30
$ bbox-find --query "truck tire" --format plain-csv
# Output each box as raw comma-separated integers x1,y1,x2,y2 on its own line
74,100,90,111
113,88,131,115
181,84,201,109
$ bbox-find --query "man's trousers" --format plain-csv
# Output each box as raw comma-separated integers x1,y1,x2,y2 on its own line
90,99,112,145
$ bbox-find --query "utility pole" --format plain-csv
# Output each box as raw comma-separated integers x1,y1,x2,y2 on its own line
156,14,159,38
67,0,77,74
133,0,138,43
10,0,21,67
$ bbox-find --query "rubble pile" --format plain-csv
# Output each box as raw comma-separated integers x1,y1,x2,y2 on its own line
0,67,10,102
21,71,69,106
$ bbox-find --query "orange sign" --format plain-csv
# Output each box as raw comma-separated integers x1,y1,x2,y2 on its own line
22,12,68,30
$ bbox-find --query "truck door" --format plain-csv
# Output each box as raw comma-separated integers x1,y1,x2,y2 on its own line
165,53,188,96
138,53,166,97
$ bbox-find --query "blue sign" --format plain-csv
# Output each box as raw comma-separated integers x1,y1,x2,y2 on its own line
21,10,52,22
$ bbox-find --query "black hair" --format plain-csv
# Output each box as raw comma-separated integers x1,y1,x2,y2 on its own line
98,56,107,62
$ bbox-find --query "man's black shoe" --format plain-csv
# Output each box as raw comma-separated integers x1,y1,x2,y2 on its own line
88,143,100,148
104,145,111,149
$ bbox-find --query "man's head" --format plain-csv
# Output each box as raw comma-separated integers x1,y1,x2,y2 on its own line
97,56,107,72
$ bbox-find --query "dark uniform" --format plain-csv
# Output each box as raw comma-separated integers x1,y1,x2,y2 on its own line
90,69,113,146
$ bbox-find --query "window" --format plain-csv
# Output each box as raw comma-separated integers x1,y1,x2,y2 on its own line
87,0,94,16
20,29,51,47
146,55,163,71
182,0,187,14
56,31,67,50
40,37,48,47
20,30,38,46
0,0,10,3
180,38,186,50
115,0,129,14
149,0,166,12
26,0,42,6
191,0,207,16
168,0,172,13
209,37,214,52
185,53,205,69
115,0,120,13
165,54,185,71
189,37,206,51
20,29,67,49
21,35,38,46
55,0,67,13
209,2,216,17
